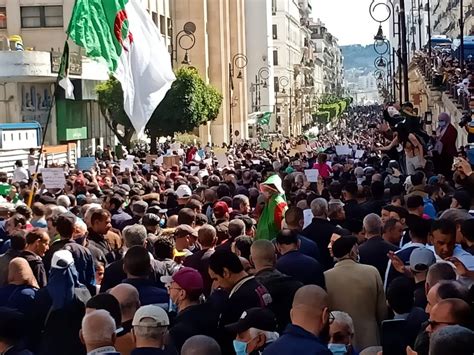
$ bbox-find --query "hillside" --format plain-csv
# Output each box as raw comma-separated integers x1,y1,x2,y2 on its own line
341,44,378,72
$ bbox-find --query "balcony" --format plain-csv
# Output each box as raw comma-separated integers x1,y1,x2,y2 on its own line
0,51,55,82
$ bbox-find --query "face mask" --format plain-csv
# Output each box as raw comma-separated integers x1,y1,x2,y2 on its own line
438,120,447,128
328,343,348,355
75,236,86,246
233,340,247,355
168,298,178,314
159,218,166,228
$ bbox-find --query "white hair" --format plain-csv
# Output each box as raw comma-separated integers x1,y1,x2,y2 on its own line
363,213,383,235
248,327,279,343
57,195,71,208
81,309,116,343
133,325,167,340
332,311,355,334
311,198,328,218
74,218,88,234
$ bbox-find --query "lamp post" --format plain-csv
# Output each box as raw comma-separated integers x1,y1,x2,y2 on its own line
425,0,432,66
373,33,395,101
229,53,247,144
369,0,409,102
275,76,293,136
251,66,270,112
170,22,196,65
460,0,465,73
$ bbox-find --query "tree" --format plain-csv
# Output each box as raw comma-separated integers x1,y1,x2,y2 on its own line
95,67,223,152
146,67,222,153
96,77,134,148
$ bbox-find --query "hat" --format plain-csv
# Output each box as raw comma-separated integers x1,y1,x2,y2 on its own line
132,305,169,327
175,224,198,238
132,200,148,217
332,236,358,259
160,267,204,295
213,201,229,218
409,247,436,272
176,184,192,199
261,174,284,195
225,307,277,334
51,249,74,269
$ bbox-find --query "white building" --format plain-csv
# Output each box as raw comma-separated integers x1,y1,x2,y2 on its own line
0,0,171,153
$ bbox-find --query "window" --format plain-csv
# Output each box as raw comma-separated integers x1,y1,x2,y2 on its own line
272,24,278,39
273,50,278,66
152,12,158,27
272,0,277,14
159,15,165,35
0,7,6,29
21,6,63,28
274,76,280,93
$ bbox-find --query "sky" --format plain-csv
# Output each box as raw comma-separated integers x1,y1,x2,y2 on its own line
311,0,390,46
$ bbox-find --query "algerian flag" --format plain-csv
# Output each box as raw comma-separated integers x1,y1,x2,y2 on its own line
67,0,175,134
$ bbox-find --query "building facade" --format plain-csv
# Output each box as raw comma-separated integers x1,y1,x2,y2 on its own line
0,0,172,154
171,0,248,145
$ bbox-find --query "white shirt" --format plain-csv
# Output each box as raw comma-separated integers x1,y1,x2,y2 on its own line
12,166,29,182
427,244,474,287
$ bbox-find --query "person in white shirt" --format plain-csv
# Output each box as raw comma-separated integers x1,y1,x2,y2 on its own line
12,160,28,183
80,309,119,355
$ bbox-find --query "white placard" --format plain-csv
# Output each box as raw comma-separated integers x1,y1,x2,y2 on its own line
41,168,66,189
214,149,228,168
190,166,199,175
251,160,261,165
355,150,365,159
335,145,352,156
204,158,213,167
177,149,185,156
170,143,180,151
120,155,135,172
155,156,164,166
304,169,319,182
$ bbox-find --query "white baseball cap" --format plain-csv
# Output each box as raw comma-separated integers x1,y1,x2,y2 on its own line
132,305,169,327
176,184,192,199
51,249,74,269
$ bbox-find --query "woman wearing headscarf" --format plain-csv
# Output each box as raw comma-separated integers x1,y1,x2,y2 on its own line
32,250,91,355
0,257,38,314
433,112,458,178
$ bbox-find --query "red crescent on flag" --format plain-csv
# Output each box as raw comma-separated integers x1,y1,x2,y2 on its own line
114,9,134,51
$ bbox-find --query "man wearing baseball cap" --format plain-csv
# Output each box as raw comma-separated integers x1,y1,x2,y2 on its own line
161,267,218,352
131,305,175,354
409,247,436,309
225,307,279,355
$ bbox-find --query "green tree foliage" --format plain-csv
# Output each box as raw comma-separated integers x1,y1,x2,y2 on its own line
96,67,223,150
96,77,134,147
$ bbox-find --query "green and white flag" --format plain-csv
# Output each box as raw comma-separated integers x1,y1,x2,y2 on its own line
67,0,175,133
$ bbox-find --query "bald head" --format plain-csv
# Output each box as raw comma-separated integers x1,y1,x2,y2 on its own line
250,240,276,269
292,284,329,311
109,284,140,322
181,335,221,355
429,298,471,333
80,309,116,349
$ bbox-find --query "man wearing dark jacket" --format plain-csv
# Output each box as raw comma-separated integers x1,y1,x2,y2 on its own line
87,209,120,264
275,229,325,289
21,229,50,288
302,198,338,270
162,267,218,353
359,214,398,281
103,194,133,230
263,285,332,355
43,213,95,291
208,249,272,354
251,240,303,332
123,246,168,308
342,182,365,222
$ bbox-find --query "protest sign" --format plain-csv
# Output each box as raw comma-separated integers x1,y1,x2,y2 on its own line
260,141,270,150
41,168,66,189
296,144,307,153
335,145,352,156
304,169,319,182
146,155,157,164
120,156,135,172
163,155,180,168
190,166,199,175
355,150,365,159
76,157,96,171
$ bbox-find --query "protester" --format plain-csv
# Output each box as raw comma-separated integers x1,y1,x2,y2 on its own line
80,309,119,355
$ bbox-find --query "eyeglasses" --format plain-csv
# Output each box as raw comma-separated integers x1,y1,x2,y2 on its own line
329,311,335,324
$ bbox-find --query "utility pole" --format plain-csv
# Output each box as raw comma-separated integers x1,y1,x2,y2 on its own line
400,0,410,102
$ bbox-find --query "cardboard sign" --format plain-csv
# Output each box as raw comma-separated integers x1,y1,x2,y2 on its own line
289,149,299,157
76,157,96,171
146,155,158,164
41,168,66,189
296,144,307,153
272,141,280,151
163,155,180,168
335,145,352,156
214,148,228,168
304,169,319,182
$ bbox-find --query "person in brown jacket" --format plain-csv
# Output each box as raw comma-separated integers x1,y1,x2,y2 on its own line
324,236,387,352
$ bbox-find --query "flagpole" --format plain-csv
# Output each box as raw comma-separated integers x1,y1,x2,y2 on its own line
27,37,70,207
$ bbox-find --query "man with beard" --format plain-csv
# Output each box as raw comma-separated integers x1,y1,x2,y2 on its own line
263,285,332,355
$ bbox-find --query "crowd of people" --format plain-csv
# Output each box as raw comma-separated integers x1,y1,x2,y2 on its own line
0,104,473,355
